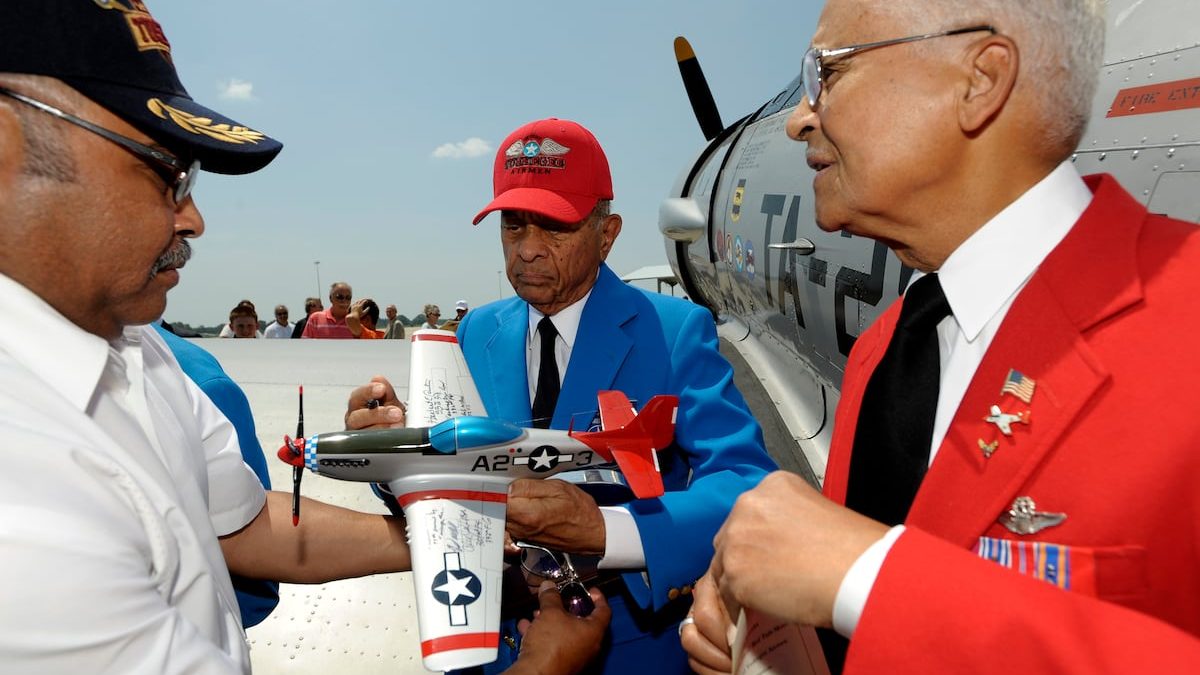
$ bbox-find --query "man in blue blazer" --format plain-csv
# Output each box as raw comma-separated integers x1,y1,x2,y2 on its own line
459,118,777,673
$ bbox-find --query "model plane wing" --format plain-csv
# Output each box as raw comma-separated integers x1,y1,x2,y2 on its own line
408,329,486,427
391,477,508,672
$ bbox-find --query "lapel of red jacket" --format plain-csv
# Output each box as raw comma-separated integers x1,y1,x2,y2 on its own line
905,174,1148,546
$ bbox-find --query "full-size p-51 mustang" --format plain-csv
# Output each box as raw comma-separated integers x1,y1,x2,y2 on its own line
661,0,1200,484
277,330,677,671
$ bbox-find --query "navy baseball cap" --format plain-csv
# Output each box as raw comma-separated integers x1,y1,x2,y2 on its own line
0,0,281,175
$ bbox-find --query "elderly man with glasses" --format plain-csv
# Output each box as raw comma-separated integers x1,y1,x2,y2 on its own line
684,0,1200,673
302,281,356,338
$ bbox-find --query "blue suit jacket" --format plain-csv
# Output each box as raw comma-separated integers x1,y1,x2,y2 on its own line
458,264,775,632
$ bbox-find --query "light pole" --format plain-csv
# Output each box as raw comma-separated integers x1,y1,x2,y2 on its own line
314,260,321,297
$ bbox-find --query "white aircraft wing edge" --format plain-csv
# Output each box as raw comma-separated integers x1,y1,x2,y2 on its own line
392,476,509,672
407,329,488,427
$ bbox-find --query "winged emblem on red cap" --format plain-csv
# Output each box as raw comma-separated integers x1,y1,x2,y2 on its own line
538,138,571,156
503,137,572,158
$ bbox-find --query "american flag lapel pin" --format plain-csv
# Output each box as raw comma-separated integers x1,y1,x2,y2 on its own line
1000,369,1036,404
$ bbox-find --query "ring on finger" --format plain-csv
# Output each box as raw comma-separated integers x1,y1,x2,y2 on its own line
677,615,696,637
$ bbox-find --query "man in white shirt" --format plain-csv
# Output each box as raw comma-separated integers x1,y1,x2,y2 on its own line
684,0,1200,672
263,304,293,338
0,4,419,672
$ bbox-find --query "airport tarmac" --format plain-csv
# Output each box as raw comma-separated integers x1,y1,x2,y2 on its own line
197,338,429,674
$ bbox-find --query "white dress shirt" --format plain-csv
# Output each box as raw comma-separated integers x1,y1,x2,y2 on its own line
0,273,267,673
832,162,1093,636
526,286,646,569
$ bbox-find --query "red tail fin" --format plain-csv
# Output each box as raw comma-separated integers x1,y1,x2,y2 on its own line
575,393,679,499
622,395,678,451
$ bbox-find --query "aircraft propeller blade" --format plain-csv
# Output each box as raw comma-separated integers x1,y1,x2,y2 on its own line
674,36,724,141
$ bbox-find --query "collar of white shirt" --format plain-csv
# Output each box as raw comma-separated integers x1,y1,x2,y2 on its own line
0,272,110,414
526,285,595,352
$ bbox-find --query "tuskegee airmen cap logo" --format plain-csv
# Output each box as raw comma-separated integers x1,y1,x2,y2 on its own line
503,137,571,172
93,0,172,59
473,118,613,225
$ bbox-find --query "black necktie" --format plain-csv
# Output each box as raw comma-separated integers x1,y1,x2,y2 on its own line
846,273,951,526
531,317,560,429
819,274,951,674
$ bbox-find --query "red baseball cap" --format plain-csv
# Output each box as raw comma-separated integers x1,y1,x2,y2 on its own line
472,118,612,225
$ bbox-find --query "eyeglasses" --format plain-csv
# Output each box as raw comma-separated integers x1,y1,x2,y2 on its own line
333,294,351,301
516,542,595,617
0,86,199,204
801,25,996,107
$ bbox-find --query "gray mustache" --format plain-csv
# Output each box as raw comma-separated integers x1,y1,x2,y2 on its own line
151,239,192,279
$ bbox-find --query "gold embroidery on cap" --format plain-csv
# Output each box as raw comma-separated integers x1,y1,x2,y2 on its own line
94,1,172,58
147,99,265,145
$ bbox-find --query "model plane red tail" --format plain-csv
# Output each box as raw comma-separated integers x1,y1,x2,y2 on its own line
573,391,678,499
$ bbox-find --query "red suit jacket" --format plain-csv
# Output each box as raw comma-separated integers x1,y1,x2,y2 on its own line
825,175,1200,672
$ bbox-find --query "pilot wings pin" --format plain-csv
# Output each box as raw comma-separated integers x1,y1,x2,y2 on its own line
999,496,1066,535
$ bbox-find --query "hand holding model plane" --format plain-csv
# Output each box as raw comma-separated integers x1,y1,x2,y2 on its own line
345,375,610,556
312,329,676,670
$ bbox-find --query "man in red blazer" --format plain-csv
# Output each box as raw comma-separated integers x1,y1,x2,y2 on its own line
683,0,1200,672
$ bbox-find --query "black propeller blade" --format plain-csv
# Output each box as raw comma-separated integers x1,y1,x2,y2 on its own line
674,36,724,141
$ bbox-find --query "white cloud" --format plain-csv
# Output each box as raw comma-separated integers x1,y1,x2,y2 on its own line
218,78,255,101
431,137,492,159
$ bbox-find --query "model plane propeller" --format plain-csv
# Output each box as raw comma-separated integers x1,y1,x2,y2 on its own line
277,329,677,671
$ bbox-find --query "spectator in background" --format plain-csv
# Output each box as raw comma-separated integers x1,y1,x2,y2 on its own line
291,296,323,339
226,301,260,339
218,298,260,338
263,304,291,339
419,303,441,330
440,299,469,332
347,298,385,339
302,282,354,339
383,304,405,340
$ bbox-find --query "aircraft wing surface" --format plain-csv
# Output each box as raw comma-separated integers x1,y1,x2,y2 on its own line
408,329,486,426
392,477,508,671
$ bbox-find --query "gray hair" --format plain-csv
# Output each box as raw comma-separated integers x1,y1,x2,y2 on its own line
0,74,78,182
886,0,1105,154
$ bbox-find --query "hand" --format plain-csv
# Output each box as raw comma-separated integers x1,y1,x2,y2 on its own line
344,376,406,430
505,479,606,556
510,582,610,675
710,471,889,628
681,572,735,675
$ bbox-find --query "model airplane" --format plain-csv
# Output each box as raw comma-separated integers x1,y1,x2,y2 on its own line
277,329,678,671
661,0,1200,487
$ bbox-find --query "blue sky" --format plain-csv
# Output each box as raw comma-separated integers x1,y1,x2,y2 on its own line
153,1,818,325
